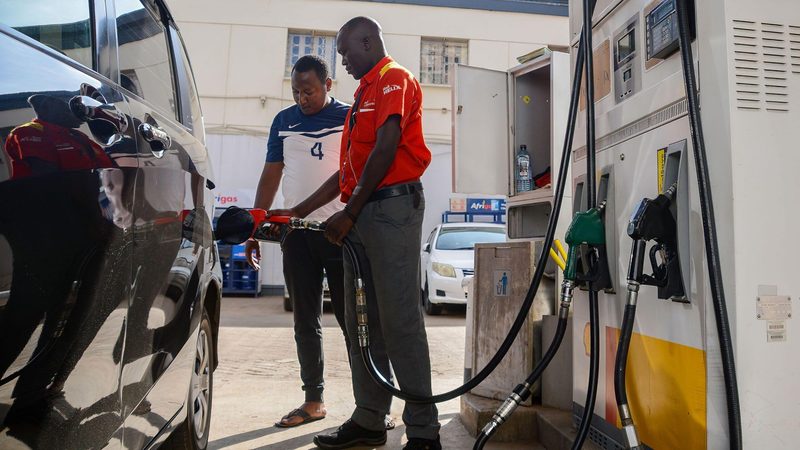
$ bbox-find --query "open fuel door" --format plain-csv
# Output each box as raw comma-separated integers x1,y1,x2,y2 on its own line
452,64,510,195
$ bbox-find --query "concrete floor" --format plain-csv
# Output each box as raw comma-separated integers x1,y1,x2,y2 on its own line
208,296,536,450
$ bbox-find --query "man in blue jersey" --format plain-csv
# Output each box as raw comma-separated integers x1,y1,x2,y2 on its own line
246,55,350,428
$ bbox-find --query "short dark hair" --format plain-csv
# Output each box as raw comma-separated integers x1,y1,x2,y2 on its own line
292,55,329,83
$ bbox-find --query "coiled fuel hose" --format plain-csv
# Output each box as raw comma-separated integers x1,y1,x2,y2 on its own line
268,0,601,428
284,31,585,404
339,29,590,406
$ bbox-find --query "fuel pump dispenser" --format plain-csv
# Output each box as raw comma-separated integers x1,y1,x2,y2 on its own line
565,0,800,447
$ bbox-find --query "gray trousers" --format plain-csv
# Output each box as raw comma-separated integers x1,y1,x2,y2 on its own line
343,190,440,440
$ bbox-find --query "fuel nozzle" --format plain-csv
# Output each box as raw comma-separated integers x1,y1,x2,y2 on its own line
626,182,685,300
564,203,612,290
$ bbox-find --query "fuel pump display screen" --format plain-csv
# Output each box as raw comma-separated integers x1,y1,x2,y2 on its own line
613,14,640,104
617,31,635,62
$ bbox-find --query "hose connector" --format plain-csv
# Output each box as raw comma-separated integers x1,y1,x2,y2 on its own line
618,403,641,448
626,281,640,307
559,279,576,317
480,382,531,437
355,278,369,347
289,217,326,231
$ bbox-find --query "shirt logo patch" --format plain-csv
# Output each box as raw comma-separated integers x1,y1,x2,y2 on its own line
363,100,376,108
288,123,301,129
382,84,401,95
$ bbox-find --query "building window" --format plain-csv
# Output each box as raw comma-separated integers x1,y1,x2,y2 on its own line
420,38,468,85
285,31,337,79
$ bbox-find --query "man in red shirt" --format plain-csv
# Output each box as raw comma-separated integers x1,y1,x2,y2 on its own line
271,16,440,450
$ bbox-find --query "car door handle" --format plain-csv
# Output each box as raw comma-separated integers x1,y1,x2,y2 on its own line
138,122,171,158
69,95,128,134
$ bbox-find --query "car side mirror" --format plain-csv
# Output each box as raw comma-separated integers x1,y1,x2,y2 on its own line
215,206,255,244
423,243,431,253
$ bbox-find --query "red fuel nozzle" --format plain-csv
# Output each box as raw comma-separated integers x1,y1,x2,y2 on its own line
247,208,291,231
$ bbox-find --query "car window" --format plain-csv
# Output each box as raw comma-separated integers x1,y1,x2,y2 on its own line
115,0,177,119
435,228,506,250
2,0,94,69
169,24,203,134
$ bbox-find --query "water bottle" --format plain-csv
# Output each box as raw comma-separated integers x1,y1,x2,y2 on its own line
515,144,532,193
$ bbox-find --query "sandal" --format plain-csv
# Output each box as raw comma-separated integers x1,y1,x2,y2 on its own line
274,408,326,428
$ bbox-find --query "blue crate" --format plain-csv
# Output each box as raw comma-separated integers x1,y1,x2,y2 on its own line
218,243,260,296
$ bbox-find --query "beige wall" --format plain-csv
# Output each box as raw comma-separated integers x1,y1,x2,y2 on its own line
170,0,569,141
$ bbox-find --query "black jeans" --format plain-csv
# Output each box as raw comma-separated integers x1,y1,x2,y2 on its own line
282,229,347,402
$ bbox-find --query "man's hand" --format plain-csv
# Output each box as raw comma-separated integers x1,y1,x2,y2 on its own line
245,239,261,270
324,210,355,245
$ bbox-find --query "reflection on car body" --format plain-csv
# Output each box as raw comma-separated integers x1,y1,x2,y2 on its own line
0,1,222,449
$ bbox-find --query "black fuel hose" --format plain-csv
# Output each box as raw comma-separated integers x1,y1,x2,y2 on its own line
572,0,600,448
573,291,599,450
472,299,571,450
614,303,636,417
675,1,742,448
614,239,645,449
348,27,589,406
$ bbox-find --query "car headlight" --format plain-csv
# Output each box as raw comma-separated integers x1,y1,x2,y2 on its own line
432,262,456,278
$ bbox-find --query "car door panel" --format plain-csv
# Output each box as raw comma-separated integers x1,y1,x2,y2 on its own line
112,1,213,446
0,8,137,448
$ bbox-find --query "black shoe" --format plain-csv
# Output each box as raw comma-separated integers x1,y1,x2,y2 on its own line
403,436,442,450
313,419,387,449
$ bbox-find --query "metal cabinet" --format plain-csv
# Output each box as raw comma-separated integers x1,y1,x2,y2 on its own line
452,51,572,240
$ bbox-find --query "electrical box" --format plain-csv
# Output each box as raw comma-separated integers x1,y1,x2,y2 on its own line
452,50,572,242
569,0,800,449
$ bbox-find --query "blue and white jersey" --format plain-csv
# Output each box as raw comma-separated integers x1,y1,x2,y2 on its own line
267,98,349,221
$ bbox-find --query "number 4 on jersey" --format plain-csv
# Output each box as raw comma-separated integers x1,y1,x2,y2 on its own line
310,142,324,160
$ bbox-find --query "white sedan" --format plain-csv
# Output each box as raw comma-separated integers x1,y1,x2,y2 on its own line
420,223,506,315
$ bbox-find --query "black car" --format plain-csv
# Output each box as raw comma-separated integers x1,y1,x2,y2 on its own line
0,1,224,448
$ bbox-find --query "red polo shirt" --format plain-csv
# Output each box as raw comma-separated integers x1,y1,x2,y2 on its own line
339,56,431,202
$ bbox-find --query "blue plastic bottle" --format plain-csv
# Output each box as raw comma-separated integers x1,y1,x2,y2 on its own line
515,144,532,193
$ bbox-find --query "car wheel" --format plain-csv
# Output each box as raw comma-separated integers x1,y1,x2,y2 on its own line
422,282,442,316
283,296,293,312
163,311,214,449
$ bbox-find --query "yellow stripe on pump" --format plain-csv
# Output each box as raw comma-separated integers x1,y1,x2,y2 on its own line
605,327,707,450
